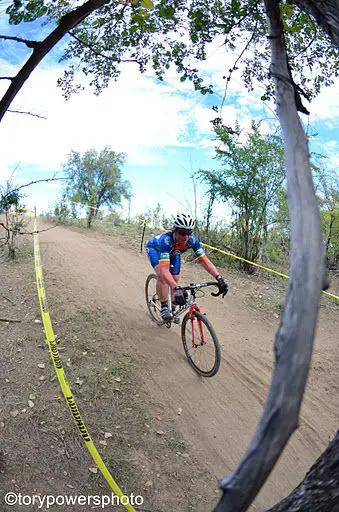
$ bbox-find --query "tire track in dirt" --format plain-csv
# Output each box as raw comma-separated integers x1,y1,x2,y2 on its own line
40,224,338,511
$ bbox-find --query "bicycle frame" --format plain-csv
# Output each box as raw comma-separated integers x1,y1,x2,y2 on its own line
146,274,223,377
188,303,205,348
167,285,208,347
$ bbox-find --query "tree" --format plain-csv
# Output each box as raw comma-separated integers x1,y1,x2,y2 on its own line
202,179,218,237
198,121,286,272
214,0,326,507
317,169,339,269
63,146,131,228
1,0,339,120
142,202,165,229
0,177,64,258
0,181,21,213
0,180,27,258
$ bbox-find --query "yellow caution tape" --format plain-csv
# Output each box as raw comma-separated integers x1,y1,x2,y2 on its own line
33,218,137,512
15,207,35,213
201,242,339,302
69,200,103,211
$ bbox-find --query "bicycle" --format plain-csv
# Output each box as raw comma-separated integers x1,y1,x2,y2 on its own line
145,273,226,377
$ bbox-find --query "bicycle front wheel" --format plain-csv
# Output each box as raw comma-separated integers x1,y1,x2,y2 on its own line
181,311,221,377
145,273,163,325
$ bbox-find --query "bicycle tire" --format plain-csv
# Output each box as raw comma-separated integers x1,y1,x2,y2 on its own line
181,310,221,377
145,273,163,326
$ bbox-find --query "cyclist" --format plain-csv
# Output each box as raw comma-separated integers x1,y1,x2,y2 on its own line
146,212,228,321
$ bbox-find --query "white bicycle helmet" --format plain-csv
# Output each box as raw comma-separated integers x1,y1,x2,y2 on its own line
173,212,195,230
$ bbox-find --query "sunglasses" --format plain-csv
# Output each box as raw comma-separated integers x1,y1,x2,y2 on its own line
176,229,192,236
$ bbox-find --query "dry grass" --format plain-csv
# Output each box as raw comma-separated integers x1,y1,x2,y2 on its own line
1,232,219,512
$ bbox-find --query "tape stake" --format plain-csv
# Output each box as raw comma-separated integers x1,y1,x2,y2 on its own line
33,218,137,512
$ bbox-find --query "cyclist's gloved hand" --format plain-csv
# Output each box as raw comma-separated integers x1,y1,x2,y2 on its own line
174,286,186,306
216,275,228,297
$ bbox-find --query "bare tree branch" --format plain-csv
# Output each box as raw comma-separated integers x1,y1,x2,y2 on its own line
0,317,21,323
21,226,58,235
0,34,40,49
7,109,47,119
0,222,57,236
220,9,259,114
0,77,13,81
68,31,140,64
0,222,10,234
0,0,111,122
214,0,325,509
0,177,67,203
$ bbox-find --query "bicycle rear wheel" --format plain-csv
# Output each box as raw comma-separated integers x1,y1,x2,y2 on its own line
145,273,163,325
181,310,221,377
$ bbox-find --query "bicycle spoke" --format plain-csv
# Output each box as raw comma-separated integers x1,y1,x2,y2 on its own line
181,311,221,377
145,274,163,325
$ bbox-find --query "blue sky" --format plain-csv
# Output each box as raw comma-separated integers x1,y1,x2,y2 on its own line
1,4,338,224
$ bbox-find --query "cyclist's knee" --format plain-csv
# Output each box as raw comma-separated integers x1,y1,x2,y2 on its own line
155,271,166,285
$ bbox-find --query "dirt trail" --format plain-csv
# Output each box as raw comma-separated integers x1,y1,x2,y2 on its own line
40,223,338,510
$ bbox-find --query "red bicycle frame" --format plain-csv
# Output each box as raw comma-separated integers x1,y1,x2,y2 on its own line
189,303,205,348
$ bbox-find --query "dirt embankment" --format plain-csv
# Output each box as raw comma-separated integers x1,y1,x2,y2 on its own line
1,221,338,511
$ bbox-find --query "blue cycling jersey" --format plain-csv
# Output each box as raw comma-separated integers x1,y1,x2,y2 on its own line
146,231,206,275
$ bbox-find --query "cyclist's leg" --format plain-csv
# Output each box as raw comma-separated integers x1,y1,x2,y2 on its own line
155,252,181,302
147,246,168,315
146,246,164,295
156,276,172,320
154,273,169,302
155,254,181,321
170,254,181,323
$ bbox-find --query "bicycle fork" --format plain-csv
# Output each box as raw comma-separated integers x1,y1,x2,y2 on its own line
189,304,205,348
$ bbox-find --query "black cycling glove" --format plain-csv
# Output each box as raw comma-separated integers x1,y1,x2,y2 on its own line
216,275,228,297
174,286,186,306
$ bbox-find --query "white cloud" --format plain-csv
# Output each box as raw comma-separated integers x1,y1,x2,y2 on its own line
307,79,339,124
1,30,339,219
0,62,215,173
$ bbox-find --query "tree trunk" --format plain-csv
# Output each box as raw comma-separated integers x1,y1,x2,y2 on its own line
214,0,324,509
87,206,95,228
268,430,339,511
8,231,16,259
205,190,216,238
293,0,339,49
241,214,250,272
325,213,334,267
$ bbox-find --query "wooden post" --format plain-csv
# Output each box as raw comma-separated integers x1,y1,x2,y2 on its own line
140,221,147,253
